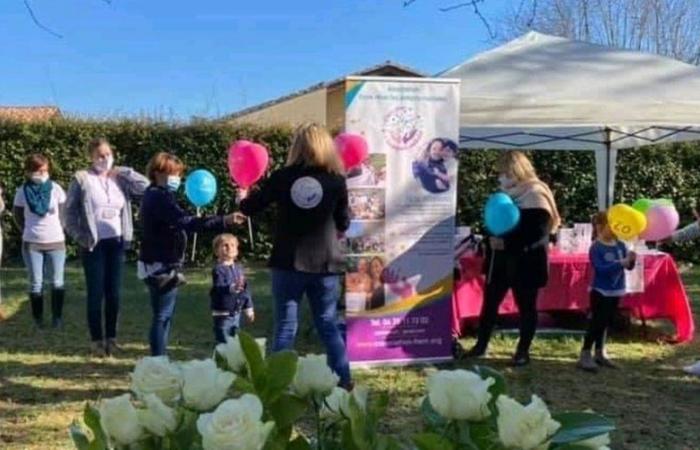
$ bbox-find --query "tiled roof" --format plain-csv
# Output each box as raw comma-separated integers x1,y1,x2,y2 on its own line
0,106,61,122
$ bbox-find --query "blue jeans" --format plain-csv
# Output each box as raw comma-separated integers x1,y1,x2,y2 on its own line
82,238,124,342
213,313,241,344
271,269,351,385
22,243,66,294
147,283,178,356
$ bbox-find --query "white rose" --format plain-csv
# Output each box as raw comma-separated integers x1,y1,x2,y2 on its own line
427,370,495,421
214,336,266,374
181,359,235,411
196,394,274,450
99,394,144,446
497,395,561,450
320,386,369,419
573,433,611,450
292,354,340,397
137,394,178,437
131,356,183,404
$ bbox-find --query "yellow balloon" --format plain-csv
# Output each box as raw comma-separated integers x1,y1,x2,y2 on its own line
607,204,647,240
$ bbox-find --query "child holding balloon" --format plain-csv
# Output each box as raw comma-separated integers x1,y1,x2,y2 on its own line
578,212,636,372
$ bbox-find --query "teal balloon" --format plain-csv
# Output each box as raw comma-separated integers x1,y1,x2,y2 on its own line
484,193,520,236
185,169,217,207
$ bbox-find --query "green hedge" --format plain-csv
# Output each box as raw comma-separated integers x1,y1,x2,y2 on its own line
1,119,700,264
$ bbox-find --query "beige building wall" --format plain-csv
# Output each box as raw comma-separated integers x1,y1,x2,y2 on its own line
325,84,346,131
229,88,328,127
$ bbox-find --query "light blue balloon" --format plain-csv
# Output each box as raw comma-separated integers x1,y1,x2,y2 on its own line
484,193,520,236
345,221,364,239
185,169,218,207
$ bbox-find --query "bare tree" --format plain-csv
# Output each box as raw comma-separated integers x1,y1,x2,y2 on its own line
499,0,700,64
23,0,113,38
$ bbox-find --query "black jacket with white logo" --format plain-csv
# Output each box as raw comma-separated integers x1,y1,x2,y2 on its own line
240,164,350,274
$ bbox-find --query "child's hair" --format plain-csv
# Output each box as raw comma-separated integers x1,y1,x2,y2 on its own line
24,153,51,173
591,211,609,239
213,233,239,256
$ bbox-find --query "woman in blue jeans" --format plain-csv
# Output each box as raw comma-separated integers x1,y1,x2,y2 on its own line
65,138,149,356
13,154,67,329
139,152,235,356
238,123,353,390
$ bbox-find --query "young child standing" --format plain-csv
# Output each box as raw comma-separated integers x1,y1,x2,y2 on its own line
210,234,254,344
578,212,636,372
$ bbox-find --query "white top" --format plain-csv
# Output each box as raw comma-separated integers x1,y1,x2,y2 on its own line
13,183,66,244
86,173,126,240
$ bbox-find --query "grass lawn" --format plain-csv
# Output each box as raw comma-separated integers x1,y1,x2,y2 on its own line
1,262,699,449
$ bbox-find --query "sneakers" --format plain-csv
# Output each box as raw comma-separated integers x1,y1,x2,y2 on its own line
577,350,598,373
683,360,700,376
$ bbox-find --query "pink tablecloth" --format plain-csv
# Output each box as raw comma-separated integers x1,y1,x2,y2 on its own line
451,252,695,343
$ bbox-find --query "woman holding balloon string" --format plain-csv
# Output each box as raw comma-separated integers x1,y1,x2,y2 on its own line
138,152,237,356
462,151,561,367
236,123,353,390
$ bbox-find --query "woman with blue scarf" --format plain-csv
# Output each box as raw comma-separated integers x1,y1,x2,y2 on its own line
13,154,67,329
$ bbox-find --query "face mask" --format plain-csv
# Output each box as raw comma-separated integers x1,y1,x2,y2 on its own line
94,156,114,173
166,175,181,192
30,173,49,184
498,174,515,190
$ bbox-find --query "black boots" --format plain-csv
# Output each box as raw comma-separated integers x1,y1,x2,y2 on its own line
51,288,65,329
29,293,44,328
29,289,65,329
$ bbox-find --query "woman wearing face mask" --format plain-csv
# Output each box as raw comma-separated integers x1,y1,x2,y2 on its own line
13,154,67,329
462,151,561,366
65,138,149,356
139,152,236,356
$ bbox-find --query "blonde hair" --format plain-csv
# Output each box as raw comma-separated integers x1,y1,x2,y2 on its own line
496,151,537,183
286,123,344,175
213,233,239,255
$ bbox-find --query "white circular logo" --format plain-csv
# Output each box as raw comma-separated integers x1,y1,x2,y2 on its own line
291,177,323,209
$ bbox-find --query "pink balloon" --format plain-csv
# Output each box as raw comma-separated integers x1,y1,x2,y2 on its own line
335,133,368,171
640,204,679,241
227,140,269,188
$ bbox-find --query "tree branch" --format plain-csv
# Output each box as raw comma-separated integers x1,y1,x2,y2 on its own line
23,0,63,38
439,0,495,38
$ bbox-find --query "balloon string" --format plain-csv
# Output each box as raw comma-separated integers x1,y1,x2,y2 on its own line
191,207,201,262
248,217,255,250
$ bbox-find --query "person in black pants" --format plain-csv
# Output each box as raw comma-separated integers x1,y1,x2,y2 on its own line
464,151,561,366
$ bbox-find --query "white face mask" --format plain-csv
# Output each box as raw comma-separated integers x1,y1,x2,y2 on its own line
30,173,49,184
498,174,515,190
166,175,182,192
94,155,114,173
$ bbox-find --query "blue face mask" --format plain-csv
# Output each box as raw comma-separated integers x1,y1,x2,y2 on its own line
166,175,181,192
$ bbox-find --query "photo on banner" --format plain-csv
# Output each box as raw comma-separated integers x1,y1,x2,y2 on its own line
343,76,461,366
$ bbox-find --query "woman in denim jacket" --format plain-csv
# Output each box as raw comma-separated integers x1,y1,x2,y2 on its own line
64,138,149,356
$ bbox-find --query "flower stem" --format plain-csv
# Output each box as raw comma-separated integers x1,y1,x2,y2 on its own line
314,396,324,450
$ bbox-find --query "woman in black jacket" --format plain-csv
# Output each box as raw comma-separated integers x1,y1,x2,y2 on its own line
464,151,561,366
238,123,352,390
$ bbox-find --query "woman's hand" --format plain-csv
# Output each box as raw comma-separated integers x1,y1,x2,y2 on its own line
489,237,505,251
244,308,255,323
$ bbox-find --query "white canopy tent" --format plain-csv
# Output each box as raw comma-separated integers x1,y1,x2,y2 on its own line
441,31,700,209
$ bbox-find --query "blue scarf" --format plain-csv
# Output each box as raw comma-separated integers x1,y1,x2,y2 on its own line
23,180,53,217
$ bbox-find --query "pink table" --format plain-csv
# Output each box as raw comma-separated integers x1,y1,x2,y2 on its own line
452,252,695,343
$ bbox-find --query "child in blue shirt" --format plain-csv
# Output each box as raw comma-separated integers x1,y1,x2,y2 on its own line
210,234,254,344
578,212,636,372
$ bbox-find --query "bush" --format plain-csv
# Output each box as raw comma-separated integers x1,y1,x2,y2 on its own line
2,118,700,263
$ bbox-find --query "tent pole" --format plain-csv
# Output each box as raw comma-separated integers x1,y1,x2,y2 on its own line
604,127,612,209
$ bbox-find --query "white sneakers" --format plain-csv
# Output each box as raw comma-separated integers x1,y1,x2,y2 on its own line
682,360,700,376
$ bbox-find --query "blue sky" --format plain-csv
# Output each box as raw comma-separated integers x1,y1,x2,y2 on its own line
0,0,513,119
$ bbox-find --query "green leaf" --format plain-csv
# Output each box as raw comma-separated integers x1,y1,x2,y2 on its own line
420,397,448,431
346,395,371,449
233,376,256,395
286,436,312,450
412,432,455,450
238,331,267,392
471,365,507,400
367,390,390,423
170,409,201,450
550,412,615,445
264,351,298,402
83,404,107,450
68,422,90,450
268,394,309,429
213,349,231,372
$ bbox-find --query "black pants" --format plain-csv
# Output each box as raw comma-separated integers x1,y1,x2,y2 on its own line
582,291,620,351
475,281,539,355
